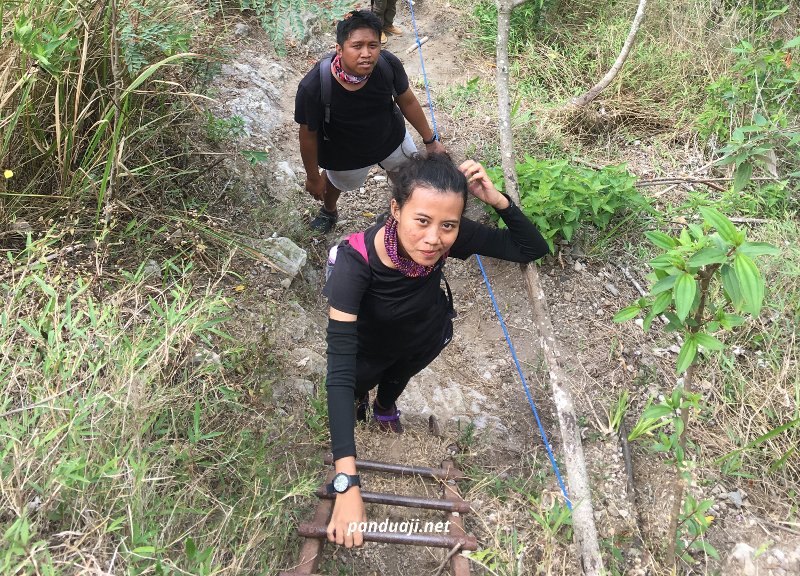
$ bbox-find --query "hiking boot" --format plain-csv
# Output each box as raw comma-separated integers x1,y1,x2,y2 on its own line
356,393,370,423
380,31,388,44
309,207,338,234
383,24,403,36
373,401,403,433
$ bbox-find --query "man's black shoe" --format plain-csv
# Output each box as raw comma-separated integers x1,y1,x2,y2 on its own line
309,207,338,233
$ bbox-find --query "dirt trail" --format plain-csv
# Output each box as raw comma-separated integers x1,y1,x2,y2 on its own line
209,2,638,574
207,1,800,574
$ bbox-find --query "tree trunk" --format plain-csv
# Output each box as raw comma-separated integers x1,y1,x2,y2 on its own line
495,1,604,574
571,0,648,107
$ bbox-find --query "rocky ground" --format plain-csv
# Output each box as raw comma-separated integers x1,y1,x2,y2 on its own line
203,1,800,574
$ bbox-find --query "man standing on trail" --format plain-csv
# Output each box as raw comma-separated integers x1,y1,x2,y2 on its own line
294,9,445,234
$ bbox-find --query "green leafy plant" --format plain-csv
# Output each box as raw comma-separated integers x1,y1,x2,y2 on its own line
698,36,800,191
487,158,650,252
468,0,554,55
614,207,777,566
224,0,351,52
119,0,193,76
528,496,573,543
204,110,246,143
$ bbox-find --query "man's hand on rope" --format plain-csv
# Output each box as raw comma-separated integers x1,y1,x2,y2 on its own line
424,138,446,155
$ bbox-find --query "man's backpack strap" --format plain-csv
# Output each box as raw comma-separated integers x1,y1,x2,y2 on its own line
319,54,333,140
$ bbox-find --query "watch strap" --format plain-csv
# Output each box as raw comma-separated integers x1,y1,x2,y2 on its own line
422,133,439,145
327,473,361,494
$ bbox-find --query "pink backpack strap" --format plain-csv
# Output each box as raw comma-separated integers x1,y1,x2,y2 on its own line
347,232,368,263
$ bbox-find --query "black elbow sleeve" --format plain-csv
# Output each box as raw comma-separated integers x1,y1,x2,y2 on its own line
326,319,359,460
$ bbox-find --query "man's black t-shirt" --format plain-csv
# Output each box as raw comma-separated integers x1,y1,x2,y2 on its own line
294,51,410,171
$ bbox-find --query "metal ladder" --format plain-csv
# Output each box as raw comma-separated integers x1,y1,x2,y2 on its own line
279,457,475,576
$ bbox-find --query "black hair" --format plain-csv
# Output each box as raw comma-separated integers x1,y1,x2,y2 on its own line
392,153,469,213
336,10,383,45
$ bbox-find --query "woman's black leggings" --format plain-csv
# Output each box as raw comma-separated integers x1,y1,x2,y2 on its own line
355,321,453,409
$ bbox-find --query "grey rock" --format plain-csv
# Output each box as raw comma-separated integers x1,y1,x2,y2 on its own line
728,490,744,509
10,219,33,235
289,348,326,378
234,23,250,37
276,161,296,181
190,346,222,370
604,282,620,296
286,378,315,396
254,237,307,277
142,259,160,280
574,261,584,272
724,543,757,576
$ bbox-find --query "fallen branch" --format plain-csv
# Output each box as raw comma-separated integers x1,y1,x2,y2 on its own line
0,243,86,283
496,1,603,573
636,178,726,192
571,0,647,107
0,381,84,419
639,175,780,185
431,543,462,576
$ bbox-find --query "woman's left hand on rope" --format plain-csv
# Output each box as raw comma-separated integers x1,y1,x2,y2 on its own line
459,160,510,210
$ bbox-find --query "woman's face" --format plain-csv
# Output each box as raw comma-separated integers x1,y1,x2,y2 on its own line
391,186,464,266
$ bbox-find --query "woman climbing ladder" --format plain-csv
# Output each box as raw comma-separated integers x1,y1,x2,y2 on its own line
322,153,550,547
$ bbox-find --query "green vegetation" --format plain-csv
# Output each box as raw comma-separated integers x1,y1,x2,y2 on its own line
208,0,352,51
1,0,344,572
0,235,322,573
486,158,649,252
614,208,785,564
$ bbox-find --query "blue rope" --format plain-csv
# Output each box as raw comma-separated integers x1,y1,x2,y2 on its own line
405,0,439,140
404,0,572,509
474,256,572,510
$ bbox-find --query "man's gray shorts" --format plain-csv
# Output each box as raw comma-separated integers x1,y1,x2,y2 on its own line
325,131,417,192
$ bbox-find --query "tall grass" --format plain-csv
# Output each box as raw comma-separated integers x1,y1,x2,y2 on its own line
0,235,320,574
0,0,202,237
457,0,789,132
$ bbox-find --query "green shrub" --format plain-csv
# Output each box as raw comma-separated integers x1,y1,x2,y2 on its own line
486,158,649,252
468,0,555,56
215,0,352,52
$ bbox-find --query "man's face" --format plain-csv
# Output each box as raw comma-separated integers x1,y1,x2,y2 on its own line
336,27,381,77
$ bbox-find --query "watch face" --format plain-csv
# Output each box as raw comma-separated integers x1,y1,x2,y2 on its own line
333,474,349,493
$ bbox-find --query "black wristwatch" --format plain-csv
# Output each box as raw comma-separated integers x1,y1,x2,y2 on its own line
422,133,439,145
327,472,361,494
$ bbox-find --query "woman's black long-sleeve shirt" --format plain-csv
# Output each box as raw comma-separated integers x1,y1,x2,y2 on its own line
323,197,549,460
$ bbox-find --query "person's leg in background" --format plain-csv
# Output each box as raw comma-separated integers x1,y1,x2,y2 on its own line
382,0,402,36
310,166,371,233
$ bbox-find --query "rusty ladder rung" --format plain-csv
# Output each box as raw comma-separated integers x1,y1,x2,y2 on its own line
315,487,471,513
297,523,478,551
323,454,466,480
286,459,473,575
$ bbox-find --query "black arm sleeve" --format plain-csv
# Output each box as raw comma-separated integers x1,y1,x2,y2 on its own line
449,195,551,262
326,318,359,460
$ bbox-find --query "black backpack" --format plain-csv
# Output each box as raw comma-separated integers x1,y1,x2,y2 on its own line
319,52,398,141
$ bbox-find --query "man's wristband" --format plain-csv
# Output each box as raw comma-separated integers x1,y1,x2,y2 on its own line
422,133,439,145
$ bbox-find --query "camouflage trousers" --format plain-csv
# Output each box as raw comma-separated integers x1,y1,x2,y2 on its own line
371,0,397,27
